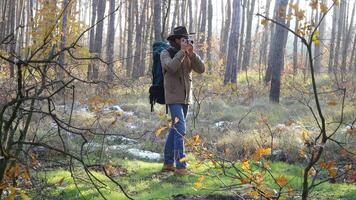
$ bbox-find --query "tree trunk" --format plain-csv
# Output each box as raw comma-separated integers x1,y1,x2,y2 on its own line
87,0,97,80
333,1,345,74
220,0,231,56
188,0,193,33
341,0,355,74
224,0,241,85
269,0,289,103
237,0,247,71
132,0,148,78
314,0,326,73
8,0,16,77
106,0,116,82
153,0,162,41
264,0,281,82
198,0,207,58
241,0,256,71
171,0,179,32
350,33,356,74
126,0,134,77
258,0,272,78
293,0,300,75
58,0,69,81
92,0,106,80
206,0,213,71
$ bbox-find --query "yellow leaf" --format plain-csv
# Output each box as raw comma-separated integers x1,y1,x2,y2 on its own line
197,175,205,182
193,182,202,190
276,175,288,187
256,147,271,156
5,187,16,200
312,31,320,46
179,157,188,163
320,3,329,13
241,160,250,171
299,148,306,157
155,125,169,137
250,190,259,198
22,169,31,181
328,168,337,178
264,191,272,198
302,130,310,143
19,191,31,200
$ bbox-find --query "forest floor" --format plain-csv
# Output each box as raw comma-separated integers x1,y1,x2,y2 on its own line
30,73,356,199
39,159,356,200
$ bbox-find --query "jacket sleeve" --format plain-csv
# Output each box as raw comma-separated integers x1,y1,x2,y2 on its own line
160,49,185,73
190,52,205,74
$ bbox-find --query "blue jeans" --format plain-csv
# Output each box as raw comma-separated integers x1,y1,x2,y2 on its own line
164,104,188,169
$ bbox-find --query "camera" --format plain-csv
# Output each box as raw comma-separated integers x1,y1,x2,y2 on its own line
182,38,194,45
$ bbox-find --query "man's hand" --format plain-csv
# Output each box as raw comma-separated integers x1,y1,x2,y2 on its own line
186,44,193,58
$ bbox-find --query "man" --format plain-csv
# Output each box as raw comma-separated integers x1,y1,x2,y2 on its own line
160,26,205,175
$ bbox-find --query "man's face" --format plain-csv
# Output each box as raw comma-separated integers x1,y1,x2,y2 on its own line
174,38,181,47
175,37,188,48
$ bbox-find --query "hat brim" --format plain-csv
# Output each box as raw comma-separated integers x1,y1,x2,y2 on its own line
167,33,196,41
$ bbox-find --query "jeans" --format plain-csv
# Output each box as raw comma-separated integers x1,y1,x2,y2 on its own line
164,104,188,169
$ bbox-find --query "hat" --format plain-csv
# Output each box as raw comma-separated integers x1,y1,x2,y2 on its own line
167,26,195,41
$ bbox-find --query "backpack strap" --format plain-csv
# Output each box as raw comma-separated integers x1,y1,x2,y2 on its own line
166,104,168,115
167,47,178,59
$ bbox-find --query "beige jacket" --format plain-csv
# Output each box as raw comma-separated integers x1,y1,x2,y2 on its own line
160,49,205,104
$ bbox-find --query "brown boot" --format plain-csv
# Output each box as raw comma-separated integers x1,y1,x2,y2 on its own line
175,168,190,176
162,164,175,172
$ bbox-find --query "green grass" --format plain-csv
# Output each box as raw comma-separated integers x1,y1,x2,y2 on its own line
36,158,356,200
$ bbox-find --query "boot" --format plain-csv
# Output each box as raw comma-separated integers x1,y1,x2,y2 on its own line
175,168,190,175
162,164,175,172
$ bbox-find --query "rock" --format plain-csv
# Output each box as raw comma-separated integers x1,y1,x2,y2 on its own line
126,148,161,161
106,136,138,145
269,149,287,162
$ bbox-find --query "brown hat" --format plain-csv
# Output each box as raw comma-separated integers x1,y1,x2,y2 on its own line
167,26,195,41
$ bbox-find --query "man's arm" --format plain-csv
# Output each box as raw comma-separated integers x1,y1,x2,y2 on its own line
160,49,185,73
190,52,205,74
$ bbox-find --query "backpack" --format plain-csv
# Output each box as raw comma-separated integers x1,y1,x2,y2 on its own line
149,42,175,113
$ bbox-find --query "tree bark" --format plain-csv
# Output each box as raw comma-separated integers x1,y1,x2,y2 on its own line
269,0,289,103
241,0,256,71
198,0,207,58
153,0,162,41
206,0,213,71
132,0,148,78
220,0,231,56
58,0,69,82
106,0,116,82
87,0,97,80
293,0,300,75
264,0,281,82
333,1,345,74
92,0,106,80
341,0,356,74
126,0,134,77
237,0,247,71
224,0,241,85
